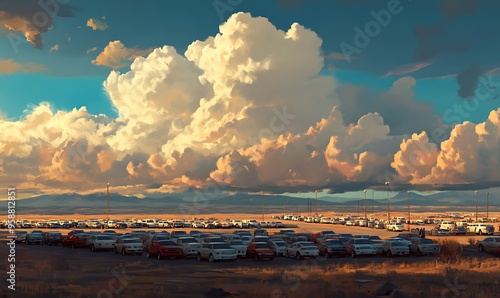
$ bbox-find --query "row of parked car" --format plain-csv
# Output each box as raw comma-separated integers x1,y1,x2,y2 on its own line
19,227,485,262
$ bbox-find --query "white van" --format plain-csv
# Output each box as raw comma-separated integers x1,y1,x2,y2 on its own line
439,221,456,231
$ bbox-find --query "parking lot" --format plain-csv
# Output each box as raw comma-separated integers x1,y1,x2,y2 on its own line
0,217,498,297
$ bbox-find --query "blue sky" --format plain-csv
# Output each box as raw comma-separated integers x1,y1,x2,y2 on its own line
1,0,499,123
1,0,500,196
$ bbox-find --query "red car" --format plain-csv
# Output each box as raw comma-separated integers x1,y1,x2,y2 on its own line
67,230,85,237
62,233,88,248
246,242,275,260
147,240,183,260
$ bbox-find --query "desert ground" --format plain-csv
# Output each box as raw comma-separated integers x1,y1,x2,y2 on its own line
1,211,500,297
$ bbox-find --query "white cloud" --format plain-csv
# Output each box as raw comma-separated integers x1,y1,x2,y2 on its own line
92,40,153,69
86,47,97,54
393,109,500,184
50,44,60,52
86,18,108,31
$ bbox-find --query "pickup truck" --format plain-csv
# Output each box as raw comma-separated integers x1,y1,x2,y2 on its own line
197,243,237,262
386,222,405,232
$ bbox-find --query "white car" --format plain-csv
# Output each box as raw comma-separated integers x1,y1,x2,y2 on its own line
345,220,354,226
285,241,319,259
439,221,456,231
321,218,332,224
114,237,143,255
388,237,412,246
176,237,202,258
414,219,425,225
386,222,405,232
409,238,440,256
382,241,410,257
268,240,288,256
228,240,247,257
89,234,115,252
197,243,237,262
157,221,170,228
345,238,378,258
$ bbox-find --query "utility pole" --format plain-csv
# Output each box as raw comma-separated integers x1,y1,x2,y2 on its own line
106,183,110,220
487,192,489,222
262,196,264,222
407,190,410,231
385,182,391,222
363,190,367,220
315,190,318,216
475,191,479,222
372,190,374,215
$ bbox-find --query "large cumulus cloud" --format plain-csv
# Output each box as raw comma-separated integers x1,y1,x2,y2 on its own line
392,108,500,185
2,12,499,196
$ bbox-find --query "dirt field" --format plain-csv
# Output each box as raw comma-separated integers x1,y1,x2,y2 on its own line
2,211,499,297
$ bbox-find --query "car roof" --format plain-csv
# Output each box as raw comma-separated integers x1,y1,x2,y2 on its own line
123,237,141,241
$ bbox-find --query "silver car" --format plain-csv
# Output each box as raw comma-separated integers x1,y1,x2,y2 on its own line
268,240,288,256
114,237,143,255
382,241,410,257
26,232,43,245
345,238,377,257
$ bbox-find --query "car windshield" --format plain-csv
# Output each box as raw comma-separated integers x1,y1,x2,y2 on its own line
180,238,198,243
254,237,268,241
230,241,244,245
174,232,187,235
158,241,176,246
300,242,316,247
369,236,381,240
354,239,371,245
96,235,114,240
124,239,141,244
325,240,342,246
49,233,62,236
274,241,288,247
392,242,406,246
207,238,224,242
212,244,231,249
255,243,270,249
420,239,433,244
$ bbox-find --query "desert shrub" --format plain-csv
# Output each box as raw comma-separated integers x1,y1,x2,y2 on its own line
438,240,463,263
467,238,477,246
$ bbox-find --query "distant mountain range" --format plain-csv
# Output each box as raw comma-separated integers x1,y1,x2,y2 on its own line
2,189,497,215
